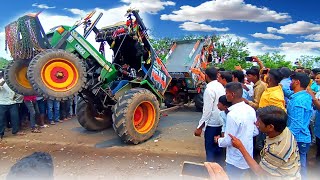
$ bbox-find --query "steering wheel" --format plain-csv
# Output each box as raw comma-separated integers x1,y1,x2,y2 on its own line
113,63,123,70
84,10,96,21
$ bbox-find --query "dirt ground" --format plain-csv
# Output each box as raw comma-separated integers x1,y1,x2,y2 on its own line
0,107,319,179
0,107,206,180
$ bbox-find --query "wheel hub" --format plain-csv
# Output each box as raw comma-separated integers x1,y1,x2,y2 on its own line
133,101,156,134
41,58,78,92
55,71,64,79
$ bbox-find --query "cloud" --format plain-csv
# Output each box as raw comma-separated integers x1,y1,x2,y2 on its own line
251,33,283,40
64,8,87,16
121,0,175,14
247,41,279,54
246,40,320,62
303,34,320,41
267,21,320,35
280,41,320,52
160,0,291,23
179,22,229,32
32,3,56,9
0,32,11,59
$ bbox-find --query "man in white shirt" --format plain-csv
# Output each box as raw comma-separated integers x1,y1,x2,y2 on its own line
0,72,24,140
215,82,259,179
194,67,225,162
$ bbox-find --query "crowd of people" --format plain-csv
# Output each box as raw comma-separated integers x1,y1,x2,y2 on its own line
195,56,320,179
0,70,78,139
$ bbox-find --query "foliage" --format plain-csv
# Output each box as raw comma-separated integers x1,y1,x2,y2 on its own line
0,57,9,69
296,55,320,69
149,38,172,62
213,35,251,70
257,52,292,69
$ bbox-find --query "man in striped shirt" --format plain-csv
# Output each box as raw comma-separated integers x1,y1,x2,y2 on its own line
229,106,301,179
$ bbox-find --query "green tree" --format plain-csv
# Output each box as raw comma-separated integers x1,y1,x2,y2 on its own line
258,52,292,69
150,38,172,63
213,35,251,70
0,57,9,69
296,55,320,69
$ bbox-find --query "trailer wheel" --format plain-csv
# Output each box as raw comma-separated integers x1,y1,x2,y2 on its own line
113,88,160,144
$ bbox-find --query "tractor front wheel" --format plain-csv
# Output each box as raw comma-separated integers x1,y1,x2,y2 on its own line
77,98,112,131
27,49,86,100
4,60,36,96
113,88,160,144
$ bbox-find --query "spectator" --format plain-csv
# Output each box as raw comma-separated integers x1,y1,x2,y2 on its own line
231,70,250,100
217,95,232,137
308,75,320,161
215,82,259,179
0,76,25,140
60,100,71,121
194,67,225,163
310,68,320,93
217,71,232,87
287,72,313,179
229,106,301,179
279,67,292,104
69,96,78,117
308,83,320,163
244,68,267,109
47,99,62,125
304,68,311,76
259,69,286,110
295,66,304,73
23,96,41,133
36,97,48,128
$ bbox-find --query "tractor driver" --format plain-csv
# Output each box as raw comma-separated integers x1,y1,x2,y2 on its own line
110,63,137,95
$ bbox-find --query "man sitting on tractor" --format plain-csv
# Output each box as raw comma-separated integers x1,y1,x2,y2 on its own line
110,63,137,95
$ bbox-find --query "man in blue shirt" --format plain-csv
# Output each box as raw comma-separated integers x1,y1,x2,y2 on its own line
310,68,320,93
287,72,312,179
279,67,292,105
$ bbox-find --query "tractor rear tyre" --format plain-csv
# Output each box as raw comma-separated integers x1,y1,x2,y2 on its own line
27,49,86,100
113,88,160,144
4,60,36,96
77,98,112,131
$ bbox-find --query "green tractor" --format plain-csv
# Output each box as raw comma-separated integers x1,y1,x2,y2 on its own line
4,10,172,144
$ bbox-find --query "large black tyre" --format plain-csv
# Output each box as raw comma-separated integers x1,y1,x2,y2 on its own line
194,92,204,112
113,88,160,144
4,60,36,96
27,49,86,100
77,98,112,131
